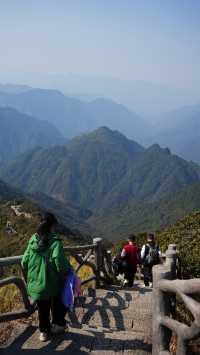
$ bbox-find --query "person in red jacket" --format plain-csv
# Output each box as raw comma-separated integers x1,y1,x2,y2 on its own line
121,234,140,287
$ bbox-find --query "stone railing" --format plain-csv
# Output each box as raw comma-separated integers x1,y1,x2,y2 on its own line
152,244,200,355
0,237,112,323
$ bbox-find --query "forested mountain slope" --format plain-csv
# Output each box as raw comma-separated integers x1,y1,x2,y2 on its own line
0,107,65,163
0,127,144,209
1,127,200,212
89,181,200,239
0,179,22,201
1,127,200,241
156,210,200,278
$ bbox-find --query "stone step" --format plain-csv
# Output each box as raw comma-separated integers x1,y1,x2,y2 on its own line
1,324,151,354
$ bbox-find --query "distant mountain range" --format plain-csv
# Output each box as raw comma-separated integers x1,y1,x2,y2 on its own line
0,107,65,163
0,87,151,144
60,74,199,117
148,105,200,163
0,83,31,94
2,74,198,116
1,127,200,239
1,83,200,163
1,81,200,239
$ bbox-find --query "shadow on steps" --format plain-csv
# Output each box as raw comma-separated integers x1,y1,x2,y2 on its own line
1,324,152,354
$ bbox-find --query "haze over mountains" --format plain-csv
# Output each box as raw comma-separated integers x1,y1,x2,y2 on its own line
0,86,150,144
0,79,200,239
1,1,199,304
2,73,199,116
52,74,200,117
0,83,31,94
0,82,200,163
148,105,200,163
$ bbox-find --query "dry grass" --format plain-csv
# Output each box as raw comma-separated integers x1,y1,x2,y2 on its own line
170,335,200,355
0,284,23,313
69,256,95,288
0,284,24,345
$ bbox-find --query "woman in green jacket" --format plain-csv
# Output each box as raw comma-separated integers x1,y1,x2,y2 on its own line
21,212,71,342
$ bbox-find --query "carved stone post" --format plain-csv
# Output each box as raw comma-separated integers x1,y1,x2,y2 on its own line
165,244,178,318
152,264,172,355
152,245,178,355
93,238,103,288
165,244,177,279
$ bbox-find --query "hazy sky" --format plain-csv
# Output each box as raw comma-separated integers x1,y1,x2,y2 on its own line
0,0,200,90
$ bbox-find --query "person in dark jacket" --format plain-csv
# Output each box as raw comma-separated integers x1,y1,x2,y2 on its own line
121,234,140,287
21,212,71,342
141,233,161,287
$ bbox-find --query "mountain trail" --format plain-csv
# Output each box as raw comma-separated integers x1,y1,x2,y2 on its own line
11,205,32,219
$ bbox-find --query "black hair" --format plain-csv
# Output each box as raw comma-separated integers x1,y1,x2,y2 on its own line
147,233,155,241
128,234,136,242
37,212,58,247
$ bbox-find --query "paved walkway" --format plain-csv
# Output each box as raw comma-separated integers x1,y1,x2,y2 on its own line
0,282,152,354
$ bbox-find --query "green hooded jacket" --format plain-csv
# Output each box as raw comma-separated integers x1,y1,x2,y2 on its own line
21,233,71,301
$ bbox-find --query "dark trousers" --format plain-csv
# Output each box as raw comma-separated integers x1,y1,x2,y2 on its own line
124,268,136,287
143,265,153,286
36,295,67,333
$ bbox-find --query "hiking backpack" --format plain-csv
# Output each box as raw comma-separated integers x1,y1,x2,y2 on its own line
143,244,160,266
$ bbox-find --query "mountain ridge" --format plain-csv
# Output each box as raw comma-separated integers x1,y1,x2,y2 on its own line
0,87,151,143
0,127,144,209
0,106,65,163
1,127,200,241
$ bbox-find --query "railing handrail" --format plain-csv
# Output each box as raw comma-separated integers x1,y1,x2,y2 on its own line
0,243,96,267
0,237,114,323
0,255,22,267
64,243,95,251
152,244,200,355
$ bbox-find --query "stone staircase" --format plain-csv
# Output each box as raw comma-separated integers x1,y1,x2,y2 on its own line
0,282,152,354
